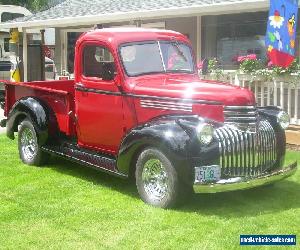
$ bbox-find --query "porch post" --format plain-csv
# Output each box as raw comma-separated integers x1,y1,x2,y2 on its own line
40,29,45,81
22,28,28,82
196,16,201,62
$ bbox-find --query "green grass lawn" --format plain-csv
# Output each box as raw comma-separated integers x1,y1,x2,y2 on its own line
0,135,299,249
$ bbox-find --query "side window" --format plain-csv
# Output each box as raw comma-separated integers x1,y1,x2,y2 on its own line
82,45,115,80
1,12,24,22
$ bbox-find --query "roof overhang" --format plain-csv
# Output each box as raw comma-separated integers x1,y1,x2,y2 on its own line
0,0,268,30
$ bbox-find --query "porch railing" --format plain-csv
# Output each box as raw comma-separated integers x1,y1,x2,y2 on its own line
201,72,300,125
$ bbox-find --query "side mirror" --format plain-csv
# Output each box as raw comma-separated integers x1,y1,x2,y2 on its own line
102,63,116,81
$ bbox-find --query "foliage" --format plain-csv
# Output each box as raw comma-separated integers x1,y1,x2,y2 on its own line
0,0,49,12
207,58,223,80
269,58,300,76
238,54,264,74
0,135,299,249
235,54,300,80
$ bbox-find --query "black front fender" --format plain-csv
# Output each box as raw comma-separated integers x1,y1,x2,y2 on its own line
6,97,50,145
117,115,220,184
117,117,192,183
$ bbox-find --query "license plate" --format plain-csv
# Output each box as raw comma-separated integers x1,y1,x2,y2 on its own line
195,165,221,183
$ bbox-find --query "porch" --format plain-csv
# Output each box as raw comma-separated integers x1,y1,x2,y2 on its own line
201,71,300,144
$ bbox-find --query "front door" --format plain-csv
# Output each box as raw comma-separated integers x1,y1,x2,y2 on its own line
75,43,125,155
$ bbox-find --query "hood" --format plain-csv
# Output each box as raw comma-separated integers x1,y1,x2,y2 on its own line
130,74,255,106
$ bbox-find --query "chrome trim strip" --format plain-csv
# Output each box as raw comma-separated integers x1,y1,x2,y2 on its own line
225,117,257,121
140,99,193,112
224,111,257,115
224,106,256,110
141,99,192,106
193,162,297,193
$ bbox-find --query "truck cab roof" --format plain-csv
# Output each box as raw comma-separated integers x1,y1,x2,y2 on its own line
77,28,192,47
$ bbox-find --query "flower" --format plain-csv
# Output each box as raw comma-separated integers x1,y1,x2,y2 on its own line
231,55,238,62
267,60,274,68
246,54,257,60
197,61,203,69
268,45,273,52
290,40,295,49
269,10,284,29
237,54,257,62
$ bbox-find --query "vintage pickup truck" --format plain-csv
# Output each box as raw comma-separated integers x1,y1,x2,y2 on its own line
1,28,297,208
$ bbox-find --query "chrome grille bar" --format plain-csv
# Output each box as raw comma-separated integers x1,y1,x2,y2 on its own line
215,120,277,177
224,106,258,132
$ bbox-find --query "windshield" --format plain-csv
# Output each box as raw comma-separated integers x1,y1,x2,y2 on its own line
120,41,195,76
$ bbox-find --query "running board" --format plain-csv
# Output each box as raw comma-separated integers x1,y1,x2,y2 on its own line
42,145,127,178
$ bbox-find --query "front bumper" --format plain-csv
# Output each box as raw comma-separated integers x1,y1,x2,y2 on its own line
193,161,297,193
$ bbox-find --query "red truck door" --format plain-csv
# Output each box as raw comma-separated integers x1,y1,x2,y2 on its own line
75,43,125,155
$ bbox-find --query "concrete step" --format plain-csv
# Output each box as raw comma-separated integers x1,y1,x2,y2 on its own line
286,125,300,146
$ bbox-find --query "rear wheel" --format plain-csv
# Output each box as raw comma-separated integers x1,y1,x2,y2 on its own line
18,118,49,166
135,148,181,208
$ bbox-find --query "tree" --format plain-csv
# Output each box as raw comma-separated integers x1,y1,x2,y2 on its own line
0,0,49,12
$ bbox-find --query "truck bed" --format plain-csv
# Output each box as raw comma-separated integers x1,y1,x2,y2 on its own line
5,80,76,136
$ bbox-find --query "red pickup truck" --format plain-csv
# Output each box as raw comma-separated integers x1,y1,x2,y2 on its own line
1,28,297,208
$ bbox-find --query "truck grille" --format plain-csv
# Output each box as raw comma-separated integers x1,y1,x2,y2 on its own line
224,106,258,132
215,120,277,177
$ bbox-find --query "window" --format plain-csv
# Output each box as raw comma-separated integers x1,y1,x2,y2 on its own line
160,41,194,72
82,45,115,79
120,42,164,76
4,38,9,52
202,12,269,69
1,12,24,22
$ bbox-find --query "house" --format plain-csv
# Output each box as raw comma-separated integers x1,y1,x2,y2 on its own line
0,0,273,76
0,0,299,130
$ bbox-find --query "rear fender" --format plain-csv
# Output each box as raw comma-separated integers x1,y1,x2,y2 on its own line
6,97,54,145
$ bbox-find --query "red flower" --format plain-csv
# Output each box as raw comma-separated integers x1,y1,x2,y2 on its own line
267,60,274,68
237,54,257,62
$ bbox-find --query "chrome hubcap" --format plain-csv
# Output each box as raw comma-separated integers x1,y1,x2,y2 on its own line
142,158,169,201
20,128,37,161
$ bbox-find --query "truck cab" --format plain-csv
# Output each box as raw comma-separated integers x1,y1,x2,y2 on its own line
2,28,297,208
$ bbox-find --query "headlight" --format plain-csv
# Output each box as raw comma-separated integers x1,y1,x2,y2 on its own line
196,123,214,145
277,111,290,129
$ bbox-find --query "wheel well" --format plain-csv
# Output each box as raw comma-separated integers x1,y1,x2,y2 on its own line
128,144,150,180
13,114,27,132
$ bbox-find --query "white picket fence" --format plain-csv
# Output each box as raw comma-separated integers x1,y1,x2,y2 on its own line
201,72,300,125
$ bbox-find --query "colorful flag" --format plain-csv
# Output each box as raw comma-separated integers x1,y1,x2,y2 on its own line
265,0,299,68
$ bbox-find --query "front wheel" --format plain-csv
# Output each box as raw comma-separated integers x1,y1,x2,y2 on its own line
135,148,180,208
18,118,49,166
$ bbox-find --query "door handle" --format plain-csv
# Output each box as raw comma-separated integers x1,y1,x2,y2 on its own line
76,82,85,88
76,82,88,97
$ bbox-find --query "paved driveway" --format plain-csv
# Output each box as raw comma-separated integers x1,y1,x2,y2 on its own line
0,108,5,134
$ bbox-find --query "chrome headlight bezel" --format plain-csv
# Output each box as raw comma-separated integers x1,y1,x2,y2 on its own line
277,111,290,130
196,123,214,145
